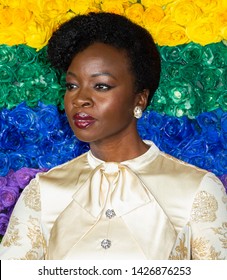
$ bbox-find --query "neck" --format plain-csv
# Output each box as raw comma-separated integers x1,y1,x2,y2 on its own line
89,132,149,162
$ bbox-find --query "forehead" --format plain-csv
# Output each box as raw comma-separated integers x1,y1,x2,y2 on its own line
70,42,130,68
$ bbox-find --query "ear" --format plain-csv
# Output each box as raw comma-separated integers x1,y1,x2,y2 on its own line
135,89,149,111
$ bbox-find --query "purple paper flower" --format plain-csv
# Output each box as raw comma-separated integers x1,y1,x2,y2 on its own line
0,167,46,238
0,198,5,212
0,186,20,208
6,169,19,188
0,176,7,187
219,174,227,193
0,213,9,236
13,167,46,189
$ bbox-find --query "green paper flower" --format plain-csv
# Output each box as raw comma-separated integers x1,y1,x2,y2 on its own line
16,45,37,65
0,45,17,67
0,65,16,82
181,44,202,64
218,90,227,111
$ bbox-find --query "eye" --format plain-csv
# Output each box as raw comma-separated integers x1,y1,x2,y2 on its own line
65,82,78,91
94,83,113,91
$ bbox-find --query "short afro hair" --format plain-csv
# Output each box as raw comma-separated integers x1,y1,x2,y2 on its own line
47,12,161,106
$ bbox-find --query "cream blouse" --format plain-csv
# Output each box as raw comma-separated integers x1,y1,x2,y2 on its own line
0,141,226,260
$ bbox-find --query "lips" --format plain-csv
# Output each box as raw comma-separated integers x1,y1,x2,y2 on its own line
73,112,96,129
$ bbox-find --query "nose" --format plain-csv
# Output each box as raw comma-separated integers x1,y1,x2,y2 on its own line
72,89,93,108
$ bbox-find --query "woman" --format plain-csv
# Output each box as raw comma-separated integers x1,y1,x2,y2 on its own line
0,12,226,260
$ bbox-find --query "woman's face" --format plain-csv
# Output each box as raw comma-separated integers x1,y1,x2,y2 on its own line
64,42,147,145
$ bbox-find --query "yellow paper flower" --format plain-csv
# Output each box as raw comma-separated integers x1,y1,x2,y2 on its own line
49,11,75,31
142,5,165,34
165,0,202,27
186,15,221,46
97,0,135,10
219,0,227,10
12,8,33,28
0,26,25,45
212,9,227,37
100,0,125,15
155,16,189,46
0,0,225,48
0,0,22,8
217,6,227,40
0,6,14,28
0,5,34,46
192,0,219,13
128,0,138,3
141,0,174,8
32,0,69,20
26,20,55,50
68,0,99,15
125,3,144,24
221,27,227,40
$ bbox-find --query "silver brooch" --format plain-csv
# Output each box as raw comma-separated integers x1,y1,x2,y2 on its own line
105,209,116,219
101,239,111,249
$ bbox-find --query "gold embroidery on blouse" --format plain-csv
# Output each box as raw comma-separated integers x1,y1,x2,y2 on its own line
212,223,227,249
169,233,188,260
2,216,21,247
191,191,218,222
23,180,41,211
27,216,44,249
19,250,41,260
192,237,223,259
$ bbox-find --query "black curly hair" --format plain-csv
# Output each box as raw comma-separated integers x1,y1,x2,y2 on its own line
47,12,161,107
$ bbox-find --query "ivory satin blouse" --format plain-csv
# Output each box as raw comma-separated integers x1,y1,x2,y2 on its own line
0,141,227,260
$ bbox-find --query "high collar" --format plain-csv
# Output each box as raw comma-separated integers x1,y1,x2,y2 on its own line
87,140,160,172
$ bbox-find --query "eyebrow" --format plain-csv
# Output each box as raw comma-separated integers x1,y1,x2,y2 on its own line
67,71,117,80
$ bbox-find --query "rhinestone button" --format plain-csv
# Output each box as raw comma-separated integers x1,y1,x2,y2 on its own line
105,209,116,219
101,239,111,249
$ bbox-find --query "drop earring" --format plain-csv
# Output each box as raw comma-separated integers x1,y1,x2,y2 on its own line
134,106,143,119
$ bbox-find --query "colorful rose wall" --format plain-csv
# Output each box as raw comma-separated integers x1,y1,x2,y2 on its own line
0,0,226,240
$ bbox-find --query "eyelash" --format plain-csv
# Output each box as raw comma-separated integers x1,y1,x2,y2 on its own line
65,83,78,91
65,83,113,91
94,83,113,91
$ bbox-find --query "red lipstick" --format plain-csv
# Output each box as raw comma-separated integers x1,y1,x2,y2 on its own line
73,112,95,129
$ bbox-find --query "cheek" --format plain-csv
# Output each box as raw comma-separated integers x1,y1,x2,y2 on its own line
64,94,72,112
101,101,134,123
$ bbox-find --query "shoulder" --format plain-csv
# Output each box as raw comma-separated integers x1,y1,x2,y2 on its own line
144,145,208,191
157,152,225,197
36,152,89,185
32,152,91,202
159,150,207,177
154,151,219,207
39,152,88,176
140,146,224,231
143,140,208,181
31,152,92,232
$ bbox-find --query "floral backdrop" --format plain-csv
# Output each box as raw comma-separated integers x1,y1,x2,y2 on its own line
0,0,226,241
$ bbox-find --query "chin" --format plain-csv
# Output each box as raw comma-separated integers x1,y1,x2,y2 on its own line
74,133,97,144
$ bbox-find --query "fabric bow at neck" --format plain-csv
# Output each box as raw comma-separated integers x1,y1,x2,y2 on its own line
73,162,152,218
47,162,176,259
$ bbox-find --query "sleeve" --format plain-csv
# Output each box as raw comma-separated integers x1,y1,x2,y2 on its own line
0,177,46,260
190,173,227,260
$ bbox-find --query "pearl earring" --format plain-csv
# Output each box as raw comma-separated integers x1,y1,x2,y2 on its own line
134,106,143,119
